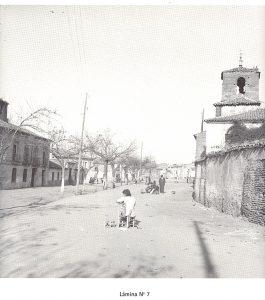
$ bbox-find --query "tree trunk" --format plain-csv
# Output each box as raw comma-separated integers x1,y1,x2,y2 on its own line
120,164,123,186
111,163,115,178
103,161,108,190
124,167,129,185
110,163,116,188
61,163,65,195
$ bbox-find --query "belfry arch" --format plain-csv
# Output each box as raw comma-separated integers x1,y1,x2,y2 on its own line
237,77,246,94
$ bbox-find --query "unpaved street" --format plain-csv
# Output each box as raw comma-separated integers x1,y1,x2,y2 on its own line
0,182,264,278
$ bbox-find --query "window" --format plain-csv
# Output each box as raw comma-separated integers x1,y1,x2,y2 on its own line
237,77,246,94
52,172,54,181
32,146,38,165
11,168,17,183
42,151,46,165
57,172,59,180
23,169,28,182
23,146,30,164
12,144,17,161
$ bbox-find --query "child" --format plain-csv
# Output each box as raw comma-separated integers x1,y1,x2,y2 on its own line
116,189,136,227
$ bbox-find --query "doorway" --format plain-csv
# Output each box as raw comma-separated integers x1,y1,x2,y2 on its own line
31,168,37,187
41,170,45,186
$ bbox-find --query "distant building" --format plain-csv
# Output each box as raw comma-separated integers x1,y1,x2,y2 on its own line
0,99,50,189
156,163,168,177
48,156,89,187
167,163,195,183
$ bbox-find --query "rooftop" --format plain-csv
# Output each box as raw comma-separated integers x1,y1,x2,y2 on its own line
214,95,261,107
205,108,265,124
49,160,62,169
221,66,260,79
223,66,259,73
0,119,50,141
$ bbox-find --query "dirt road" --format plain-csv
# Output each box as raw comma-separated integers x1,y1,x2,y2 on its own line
0,181,264,277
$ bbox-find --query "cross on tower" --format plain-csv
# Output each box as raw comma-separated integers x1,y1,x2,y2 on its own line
239,51,243,67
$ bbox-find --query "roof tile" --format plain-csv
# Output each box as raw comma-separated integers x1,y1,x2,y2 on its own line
205,108,265,124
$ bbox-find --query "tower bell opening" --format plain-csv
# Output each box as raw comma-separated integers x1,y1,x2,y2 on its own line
237,77,245,94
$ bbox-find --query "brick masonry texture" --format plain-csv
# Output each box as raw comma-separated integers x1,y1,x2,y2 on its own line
242,159,265,225
194,147,265,223
221,69,259,102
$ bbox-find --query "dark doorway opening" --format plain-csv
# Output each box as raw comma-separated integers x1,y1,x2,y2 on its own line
31,168,37,187
41,170,45,186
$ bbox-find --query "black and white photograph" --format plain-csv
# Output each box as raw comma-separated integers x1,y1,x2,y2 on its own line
0,2,264,300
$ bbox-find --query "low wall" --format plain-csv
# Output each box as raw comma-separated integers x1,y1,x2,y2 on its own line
194,145,265,224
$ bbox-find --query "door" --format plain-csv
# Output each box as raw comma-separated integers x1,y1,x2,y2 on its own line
41,170,45,186
31,168,37,187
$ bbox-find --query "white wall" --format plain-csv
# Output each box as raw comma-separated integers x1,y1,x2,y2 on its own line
205,123,231,153
222,105,259,117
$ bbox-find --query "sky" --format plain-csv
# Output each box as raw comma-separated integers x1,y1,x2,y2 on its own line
0,5,264,164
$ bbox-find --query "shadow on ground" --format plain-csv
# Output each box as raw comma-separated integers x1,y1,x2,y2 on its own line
193,221,218,278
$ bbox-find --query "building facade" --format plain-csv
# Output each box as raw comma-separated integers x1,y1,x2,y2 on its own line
0,99,50,189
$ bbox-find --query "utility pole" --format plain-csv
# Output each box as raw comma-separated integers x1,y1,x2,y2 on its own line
139,141,143,181
201,108,205,132
76,92,88,195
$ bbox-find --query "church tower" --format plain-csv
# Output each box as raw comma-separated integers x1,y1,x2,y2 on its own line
214,54,261,117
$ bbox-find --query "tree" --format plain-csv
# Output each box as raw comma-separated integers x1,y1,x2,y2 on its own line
119,155,141,184
48,128,79,194
85,130,136,189
142,156,157,180
0,107,56,167
68,135,101,189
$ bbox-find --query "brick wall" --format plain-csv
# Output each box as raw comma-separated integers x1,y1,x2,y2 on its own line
194,147,265,222
222,70,259,102
194,161,206,205
242,159,265,225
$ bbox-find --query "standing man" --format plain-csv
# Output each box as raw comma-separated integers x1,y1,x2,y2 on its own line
159,175,166,193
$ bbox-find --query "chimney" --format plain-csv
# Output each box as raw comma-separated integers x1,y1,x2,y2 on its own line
0,99,9,122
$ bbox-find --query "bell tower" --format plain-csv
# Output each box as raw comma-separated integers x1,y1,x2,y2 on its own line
214,54,261,117
221,54,260,102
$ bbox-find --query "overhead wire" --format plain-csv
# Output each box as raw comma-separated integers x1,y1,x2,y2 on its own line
65,5,84,94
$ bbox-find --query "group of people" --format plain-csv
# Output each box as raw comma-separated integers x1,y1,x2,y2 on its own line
145,175,166,194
